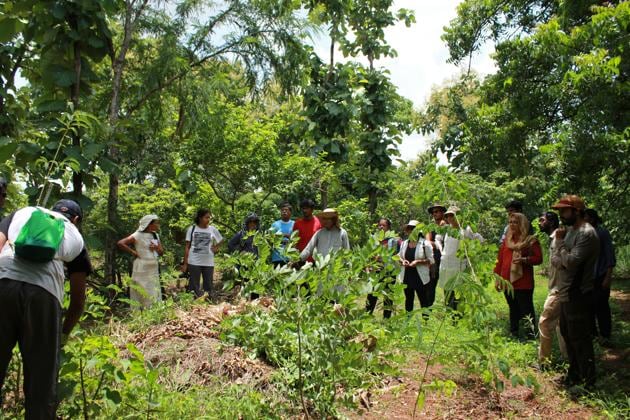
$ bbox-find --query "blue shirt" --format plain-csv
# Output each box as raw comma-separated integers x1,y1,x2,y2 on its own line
270,219,294,263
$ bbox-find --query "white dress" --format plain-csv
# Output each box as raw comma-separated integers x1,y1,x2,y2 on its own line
130,231,161,308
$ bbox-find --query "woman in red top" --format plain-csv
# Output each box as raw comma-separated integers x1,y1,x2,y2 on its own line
494,212,542,339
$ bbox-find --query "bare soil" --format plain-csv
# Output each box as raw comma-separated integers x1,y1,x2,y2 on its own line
350,283,630,419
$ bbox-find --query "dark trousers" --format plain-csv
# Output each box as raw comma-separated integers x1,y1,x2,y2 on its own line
560,292,596,388
404,283,430,313
426,267,438,307
0,278,62,420
366,276,395,319
592,282,612,339
187,265,214,297
504,289,536,338
446,289,459,312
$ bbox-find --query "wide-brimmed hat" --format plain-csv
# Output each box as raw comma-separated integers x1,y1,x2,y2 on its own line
551,195,585,211
406,219,420,228
444,206,460,216
427,203,447,214
138,214,159,231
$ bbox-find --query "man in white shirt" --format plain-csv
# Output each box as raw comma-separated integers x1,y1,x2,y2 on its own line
0,199,91,418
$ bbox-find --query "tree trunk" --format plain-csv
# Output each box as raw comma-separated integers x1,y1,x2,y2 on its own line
368,187,378,216
71,40,82,196
105,173,119,285
320,180,328,209
103,0,148,285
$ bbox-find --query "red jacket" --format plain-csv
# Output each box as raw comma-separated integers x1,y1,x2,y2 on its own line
494,239,543,290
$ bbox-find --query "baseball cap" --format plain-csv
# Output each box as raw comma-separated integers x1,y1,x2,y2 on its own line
52,199,83,221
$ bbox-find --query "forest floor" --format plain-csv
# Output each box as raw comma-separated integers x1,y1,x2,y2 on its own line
132,278,629,419
352,284,629,419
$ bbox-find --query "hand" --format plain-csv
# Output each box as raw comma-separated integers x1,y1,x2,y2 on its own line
132,250,139,258
494,280,502,292
181,263,188,273
555,227,567,240
401,259,410,267
211,244,219,253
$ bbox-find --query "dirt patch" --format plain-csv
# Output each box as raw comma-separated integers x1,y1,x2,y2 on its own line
127,298,276,389
352,358,595,419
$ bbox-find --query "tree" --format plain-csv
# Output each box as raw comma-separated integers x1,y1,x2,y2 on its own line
425,1,630,241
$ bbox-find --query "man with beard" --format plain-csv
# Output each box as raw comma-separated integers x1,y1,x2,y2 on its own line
537,211,567,368
551,195,600,392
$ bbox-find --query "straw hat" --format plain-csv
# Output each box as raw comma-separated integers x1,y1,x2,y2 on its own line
444,206,460,217
427,203,447,214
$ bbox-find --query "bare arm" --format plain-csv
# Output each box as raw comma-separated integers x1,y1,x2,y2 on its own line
0,232,6,251
62,271,87,335
182,241,191,272
117,235,138,258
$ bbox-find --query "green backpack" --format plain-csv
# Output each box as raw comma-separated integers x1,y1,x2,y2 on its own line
14,208,65,263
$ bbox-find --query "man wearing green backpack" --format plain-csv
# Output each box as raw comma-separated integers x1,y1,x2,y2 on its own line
0,199,92,419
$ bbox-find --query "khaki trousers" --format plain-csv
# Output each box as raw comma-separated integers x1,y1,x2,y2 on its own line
538,292,567,362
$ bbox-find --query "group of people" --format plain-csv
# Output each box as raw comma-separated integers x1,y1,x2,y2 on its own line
0,188,618,418
115,199,487,326
493,196,616,394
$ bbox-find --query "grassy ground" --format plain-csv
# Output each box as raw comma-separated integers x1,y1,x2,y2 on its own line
2,253,629,418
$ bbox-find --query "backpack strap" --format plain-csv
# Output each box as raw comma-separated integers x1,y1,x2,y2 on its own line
190,224,196,241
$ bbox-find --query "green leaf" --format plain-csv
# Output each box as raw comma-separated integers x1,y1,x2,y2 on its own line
0,17,26,42
36,100,68,113
510,374,523,387
24,186,39,196
48,67,76,88
104,388,122,404
0,142,18,161
416,391,426,410
99,157,119,174
82,143,104,160
50,3,66,19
